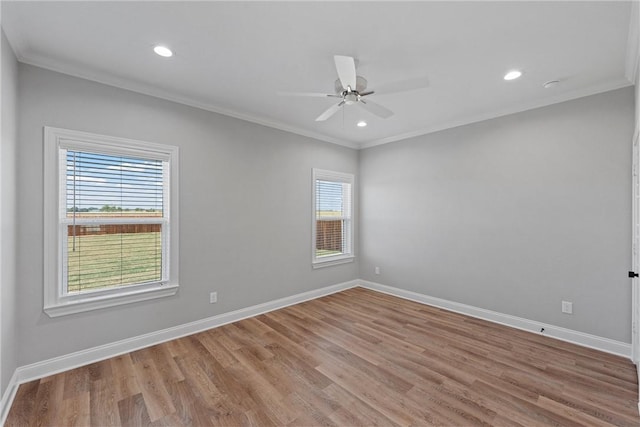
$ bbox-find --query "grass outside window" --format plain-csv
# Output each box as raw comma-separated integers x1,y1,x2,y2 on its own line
67,231,162,293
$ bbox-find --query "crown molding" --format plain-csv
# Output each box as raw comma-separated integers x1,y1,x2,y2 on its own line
358,78,633,150
15,50,634,152
15,52,359,150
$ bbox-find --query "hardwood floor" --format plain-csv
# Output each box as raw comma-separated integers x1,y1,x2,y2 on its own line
6,287,640,426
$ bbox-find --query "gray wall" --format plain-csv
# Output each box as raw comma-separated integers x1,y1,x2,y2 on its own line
9,60,635,369
359,87,634,343
16,64,358,366
1,30,18,394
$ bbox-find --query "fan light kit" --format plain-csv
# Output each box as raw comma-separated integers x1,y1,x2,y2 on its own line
504,70,522,81
357,121,367,127
278,55,429,122
153,45,173,58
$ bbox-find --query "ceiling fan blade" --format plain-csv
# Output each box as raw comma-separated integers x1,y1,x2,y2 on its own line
374,76,430,95
334,55,357,90
277,91,340,98
359,90,375,97
315,101,345,122
359,99,394,119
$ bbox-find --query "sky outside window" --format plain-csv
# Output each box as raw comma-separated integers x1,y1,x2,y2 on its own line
66,151,164,214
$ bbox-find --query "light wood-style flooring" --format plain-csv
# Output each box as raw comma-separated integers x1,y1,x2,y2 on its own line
6,287,640,426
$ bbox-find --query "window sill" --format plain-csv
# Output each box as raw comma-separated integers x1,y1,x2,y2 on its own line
312,256,355,269
44,283,179,317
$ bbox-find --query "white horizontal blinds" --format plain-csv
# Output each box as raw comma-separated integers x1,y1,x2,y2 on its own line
315,177,352,258
64,149,167,293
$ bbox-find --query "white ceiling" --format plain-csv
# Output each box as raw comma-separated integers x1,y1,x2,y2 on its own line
1,1,634,149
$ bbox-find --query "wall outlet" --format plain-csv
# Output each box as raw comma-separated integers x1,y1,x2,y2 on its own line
561,300,572,314
209,292,218,304
375,266,380,275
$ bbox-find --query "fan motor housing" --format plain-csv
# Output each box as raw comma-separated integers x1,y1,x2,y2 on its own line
335,76,368,94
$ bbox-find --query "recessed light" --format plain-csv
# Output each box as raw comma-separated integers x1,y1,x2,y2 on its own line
543,80,560,89
357,121,367,127
504,70,522,81
153,45,173,58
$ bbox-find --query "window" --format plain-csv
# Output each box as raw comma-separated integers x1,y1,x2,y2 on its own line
312,169,354,267
44,127,179,317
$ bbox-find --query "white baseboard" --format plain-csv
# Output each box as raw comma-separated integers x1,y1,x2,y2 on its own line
0,280,358,424
0,370,19,427
359,280,632,359
1,278,634,424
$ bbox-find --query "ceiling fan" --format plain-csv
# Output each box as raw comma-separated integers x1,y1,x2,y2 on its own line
279,55,429,122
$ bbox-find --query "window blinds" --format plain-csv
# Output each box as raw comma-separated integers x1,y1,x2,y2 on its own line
315,178,352,258
63,150,167,293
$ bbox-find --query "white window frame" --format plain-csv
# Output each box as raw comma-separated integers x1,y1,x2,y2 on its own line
43,127,179,317
312,168,355,268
